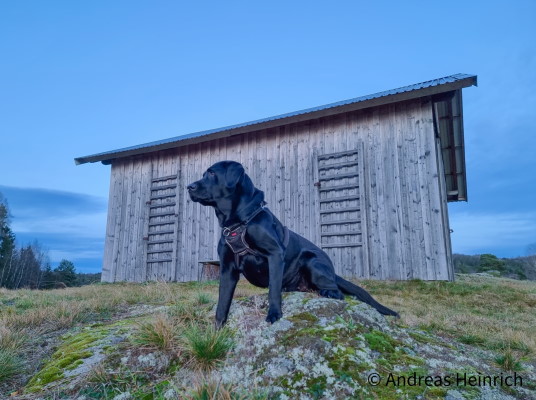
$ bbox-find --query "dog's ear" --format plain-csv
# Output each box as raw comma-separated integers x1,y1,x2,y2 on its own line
224,162,245,190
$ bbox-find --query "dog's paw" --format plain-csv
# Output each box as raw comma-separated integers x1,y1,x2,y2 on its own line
319,289,344,300
265,309,282,324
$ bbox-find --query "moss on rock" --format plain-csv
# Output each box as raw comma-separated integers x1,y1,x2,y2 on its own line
24,317,139,394
215,292,528,400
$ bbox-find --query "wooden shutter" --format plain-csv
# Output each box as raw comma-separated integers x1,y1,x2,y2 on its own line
145,174,179,280
317,144,368,276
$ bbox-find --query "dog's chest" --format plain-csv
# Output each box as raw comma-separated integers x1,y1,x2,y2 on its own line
239,255,270,288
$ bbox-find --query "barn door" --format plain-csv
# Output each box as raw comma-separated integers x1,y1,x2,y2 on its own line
316,145,368,277
145,174,179,281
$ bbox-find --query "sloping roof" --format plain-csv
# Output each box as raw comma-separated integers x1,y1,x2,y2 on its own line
75,73,477,165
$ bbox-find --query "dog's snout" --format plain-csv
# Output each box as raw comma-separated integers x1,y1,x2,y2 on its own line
187,183,197,192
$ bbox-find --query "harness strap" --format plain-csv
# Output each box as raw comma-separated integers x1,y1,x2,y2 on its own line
222,204,290,266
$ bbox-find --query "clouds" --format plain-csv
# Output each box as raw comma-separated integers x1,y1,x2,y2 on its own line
12,211,107,238
449,210,536,257
0,185,106,273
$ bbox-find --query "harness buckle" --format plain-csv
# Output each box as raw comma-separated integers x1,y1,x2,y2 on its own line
222,227,232,237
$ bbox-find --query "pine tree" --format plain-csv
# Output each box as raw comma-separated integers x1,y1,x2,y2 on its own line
0,194,16,287
55,259,78,287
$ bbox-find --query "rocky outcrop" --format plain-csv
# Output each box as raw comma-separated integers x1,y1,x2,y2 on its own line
217,292,533,400
11,292,535,399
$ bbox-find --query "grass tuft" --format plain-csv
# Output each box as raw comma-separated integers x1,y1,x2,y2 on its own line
131,314,180,352
459,334,486,346
0,326,28,352
181,324,234,371
195,292,214,306
494,349,526,372
0,349,24,383
183,377,257,400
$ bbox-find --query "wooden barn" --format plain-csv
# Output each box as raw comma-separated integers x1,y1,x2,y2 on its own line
75,74,477,283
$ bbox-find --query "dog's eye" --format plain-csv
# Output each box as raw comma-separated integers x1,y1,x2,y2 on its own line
208,171,215,176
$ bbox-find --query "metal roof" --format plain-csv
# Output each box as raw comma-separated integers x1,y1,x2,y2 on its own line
75,73,477,165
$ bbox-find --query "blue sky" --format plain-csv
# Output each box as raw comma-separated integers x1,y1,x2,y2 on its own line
1,1,535,273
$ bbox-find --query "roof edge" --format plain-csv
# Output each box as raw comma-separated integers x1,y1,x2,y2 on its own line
75,74,477,165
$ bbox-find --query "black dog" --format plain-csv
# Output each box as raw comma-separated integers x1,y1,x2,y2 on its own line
188,161,398,327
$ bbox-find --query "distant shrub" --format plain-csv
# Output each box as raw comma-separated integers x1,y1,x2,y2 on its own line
479,254,506,272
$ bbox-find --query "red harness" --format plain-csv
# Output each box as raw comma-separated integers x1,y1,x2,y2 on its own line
222,204,289,266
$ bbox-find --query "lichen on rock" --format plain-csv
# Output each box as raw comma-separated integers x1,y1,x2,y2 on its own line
214,292,532,400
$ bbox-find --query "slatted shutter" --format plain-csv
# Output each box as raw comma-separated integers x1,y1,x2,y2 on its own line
317,144,368,277
145,174,179,280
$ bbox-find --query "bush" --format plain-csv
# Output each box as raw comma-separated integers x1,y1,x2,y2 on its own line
479,254,506,272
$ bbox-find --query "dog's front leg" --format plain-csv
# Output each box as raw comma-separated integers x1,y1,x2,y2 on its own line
266,253,284,324
215,264,239,328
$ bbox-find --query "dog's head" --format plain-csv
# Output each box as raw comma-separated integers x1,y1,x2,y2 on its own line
187,161,253,206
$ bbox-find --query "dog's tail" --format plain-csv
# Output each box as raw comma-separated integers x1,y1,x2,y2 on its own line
336,276,399,317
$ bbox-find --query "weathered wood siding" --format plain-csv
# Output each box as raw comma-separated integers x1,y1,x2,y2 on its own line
101,98,453,282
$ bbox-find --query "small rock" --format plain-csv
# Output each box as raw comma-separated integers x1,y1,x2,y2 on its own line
135,352,171,372
445,390,464,400
112,392,132,400
137,353,158,367
163,388,177,399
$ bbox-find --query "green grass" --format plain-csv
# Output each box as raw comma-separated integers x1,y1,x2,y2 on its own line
181,324,235,371
363,330,397,353
195,292,215,306
0,349,23,383
494,349,526,372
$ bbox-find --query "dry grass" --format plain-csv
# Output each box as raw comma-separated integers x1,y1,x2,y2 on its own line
0,282,221,333
168,301,212,326
1,276,534,356
131,314,181,352
355,274,536,355
1,274,534,390
182,376,255,400
0,326,28,352
2,275,534,356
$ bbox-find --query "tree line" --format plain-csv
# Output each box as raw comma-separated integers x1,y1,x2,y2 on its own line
0,192,100,289
453,252,536,280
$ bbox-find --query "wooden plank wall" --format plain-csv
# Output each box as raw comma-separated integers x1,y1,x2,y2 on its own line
101,98,453,282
